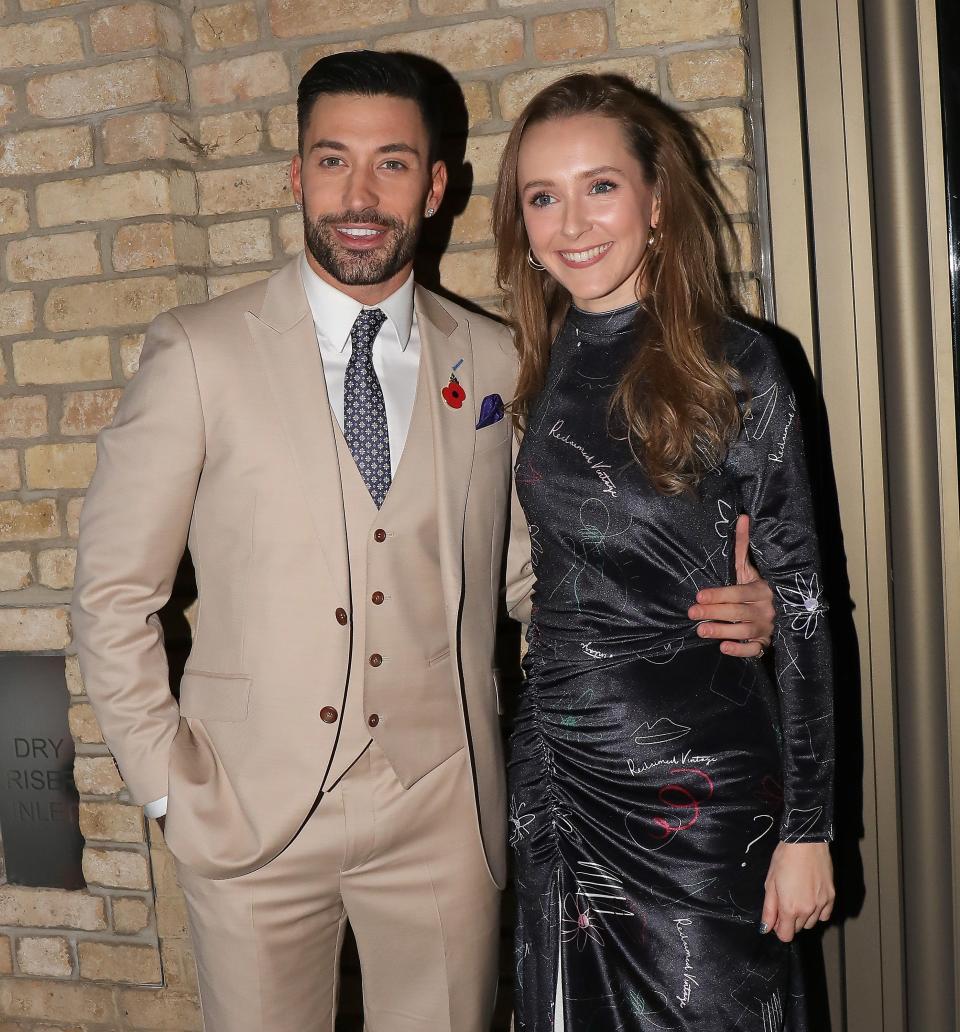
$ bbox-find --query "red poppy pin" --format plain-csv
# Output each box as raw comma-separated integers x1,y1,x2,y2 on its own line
442,359,466,409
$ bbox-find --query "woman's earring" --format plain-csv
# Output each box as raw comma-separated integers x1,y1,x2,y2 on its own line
647,226,657,247
527,247,546,271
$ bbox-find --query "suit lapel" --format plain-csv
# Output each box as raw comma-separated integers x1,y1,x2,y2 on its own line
246,260,350,591
416,286,476,618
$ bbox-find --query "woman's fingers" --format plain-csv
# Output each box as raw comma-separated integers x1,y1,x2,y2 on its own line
719,639,764,658
760,882,778,936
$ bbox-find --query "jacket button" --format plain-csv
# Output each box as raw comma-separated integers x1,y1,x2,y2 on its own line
320,706,338,723
371,591,384,605
369,653,382,668
373,529,386,542
335,608,348,625
368,714,380,728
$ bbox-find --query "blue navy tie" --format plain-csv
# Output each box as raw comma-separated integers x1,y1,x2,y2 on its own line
343,308,391,508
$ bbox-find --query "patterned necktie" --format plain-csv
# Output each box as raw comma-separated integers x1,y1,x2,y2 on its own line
343,308,391,508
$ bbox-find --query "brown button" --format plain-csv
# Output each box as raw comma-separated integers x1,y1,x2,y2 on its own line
369,653,382,668
335,608,348,625
373,529,386,542
368,714,380,728
371,591,384,605
319,706,338,723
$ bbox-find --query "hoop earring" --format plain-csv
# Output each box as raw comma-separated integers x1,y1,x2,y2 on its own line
647,226,658,247
527,247,545,271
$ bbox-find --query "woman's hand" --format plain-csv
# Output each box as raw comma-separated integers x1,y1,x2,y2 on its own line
760,841,835,942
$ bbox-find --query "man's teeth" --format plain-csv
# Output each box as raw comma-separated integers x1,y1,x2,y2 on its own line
560,243,611,263
340,227,383,237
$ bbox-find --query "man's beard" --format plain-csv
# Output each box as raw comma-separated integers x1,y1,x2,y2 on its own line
304,207,421,286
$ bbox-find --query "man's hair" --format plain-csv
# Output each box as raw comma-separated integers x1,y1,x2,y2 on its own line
297,50,444,161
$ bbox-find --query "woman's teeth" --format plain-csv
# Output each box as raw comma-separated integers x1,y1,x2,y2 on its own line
559,242,612,263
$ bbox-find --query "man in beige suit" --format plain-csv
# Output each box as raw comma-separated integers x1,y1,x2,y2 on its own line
73,52,774,1032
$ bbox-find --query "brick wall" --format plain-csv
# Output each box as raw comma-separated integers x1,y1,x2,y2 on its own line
0,0,758,1026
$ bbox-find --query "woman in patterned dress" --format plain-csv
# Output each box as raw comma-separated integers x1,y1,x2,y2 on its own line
493,74,835,1031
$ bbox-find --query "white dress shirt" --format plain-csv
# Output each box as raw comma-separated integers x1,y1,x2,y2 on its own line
143,259,423,821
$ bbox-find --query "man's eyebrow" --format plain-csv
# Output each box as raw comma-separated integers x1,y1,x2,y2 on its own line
307,140,421,157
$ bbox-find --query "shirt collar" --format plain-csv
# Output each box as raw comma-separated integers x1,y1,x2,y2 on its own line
299,254,415,353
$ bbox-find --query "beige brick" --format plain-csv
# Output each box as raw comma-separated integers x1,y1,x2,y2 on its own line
90,1,183,55
465,133,508,187
160,939,199,991
25,443,96,489
192,52,289,107
103,111,198,165
149,844,181,897
615,0,741,46
5,232,101,283
0,188,30,236
378,19,523,73
0,551,32,591
462,81,492,128
207,269,271,298
667,47,746,101
44,275,202,333
271,0,409,38
74,756,123,796
27,57,188,120
67,701,102,743
0,18,83,71
0,887,107,931
155,893,189,938
113,222,174,272
715,163,752,214
193,1,260,51
419,0,485,12
0,979,114,1023
37,169,197,229
64,653,84,694
732,219,754,271
199,109,264,158
198,161,291,215
21,0,90,8
82,848,151,891
278,211,303,255
208,218,273,266
0,125,92,177
0,935,10,975
16,938,72,979
691,105,748,159
0,499,59,542
534,10,608,62
37,547,76,589
266,102,296,151
12,337,111,385
0,84,15,126
60,388,123,436
0,293,36,337
297,40,364,77
79,941,162,985
439,248,497,299
119,334,145,379
0,395,47,439
112,896,151,934
498,56,659,120
0,607,69,649
117,989,203,1031
0,450,21,490
80,801,145,844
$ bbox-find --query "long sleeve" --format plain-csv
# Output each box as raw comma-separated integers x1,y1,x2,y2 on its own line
72,311,205,806
729,332,835,842
505,426,535,625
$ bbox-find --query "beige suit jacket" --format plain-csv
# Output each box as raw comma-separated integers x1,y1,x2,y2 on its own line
72,258,533,883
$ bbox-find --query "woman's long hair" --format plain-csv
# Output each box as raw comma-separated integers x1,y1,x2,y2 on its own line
492,73,742,496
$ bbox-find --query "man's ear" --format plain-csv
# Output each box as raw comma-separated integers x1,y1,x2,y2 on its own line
290,153,303,207
427,159,448,214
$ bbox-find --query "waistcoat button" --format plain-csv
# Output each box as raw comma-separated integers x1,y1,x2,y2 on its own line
373,529,386,542
368,714,380,728
369,653,382,668
319,706,338,723
371,591,384,605
335,608,348,625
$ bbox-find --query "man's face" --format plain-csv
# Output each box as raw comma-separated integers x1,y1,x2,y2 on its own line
291,93,447,303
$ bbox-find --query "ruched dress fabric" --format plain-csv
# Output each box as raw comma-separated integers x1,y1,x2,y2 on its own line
508,303,835,1032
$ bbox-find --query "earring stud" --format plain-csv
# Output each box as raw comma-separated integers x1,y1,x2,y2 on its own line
426,207,435,217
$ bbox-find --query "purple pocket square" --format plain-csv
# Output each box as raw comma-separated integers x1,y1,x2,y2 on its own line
476,393,505,430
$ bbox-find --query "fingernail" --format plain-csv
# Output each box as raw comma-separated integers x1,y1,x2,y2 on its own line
758,922,768,934
690,606,702,619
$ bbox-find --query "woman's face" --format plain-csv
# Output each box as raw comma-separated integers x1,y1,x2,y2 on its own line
517,113,660,313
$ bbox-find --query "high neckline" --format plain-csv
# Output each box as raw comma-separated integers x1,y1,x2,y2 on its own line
567,300,643,337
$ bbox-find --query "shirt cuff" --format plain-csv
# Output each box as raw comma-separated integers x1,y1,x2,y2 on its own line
143,796,168,819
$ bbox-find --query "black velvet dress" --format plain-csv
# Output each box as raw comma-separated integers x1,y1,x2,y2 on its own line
508,303,834,1032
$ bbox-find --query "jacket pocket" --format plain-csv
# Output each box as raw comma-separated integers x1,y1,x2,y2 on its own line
179,670,252,722
427,646,451,667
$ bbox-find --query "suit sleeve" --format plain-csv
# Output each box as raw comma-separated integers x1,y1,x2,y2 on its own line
72,312,205,806
730,335,835,842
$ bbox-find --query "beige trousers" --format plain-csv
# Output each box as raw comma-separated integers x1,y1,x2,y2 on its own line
175,744,502,1032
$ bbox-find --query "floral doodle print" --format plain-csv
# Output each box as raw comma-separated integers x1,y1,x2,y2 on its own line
509,303,834,1031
